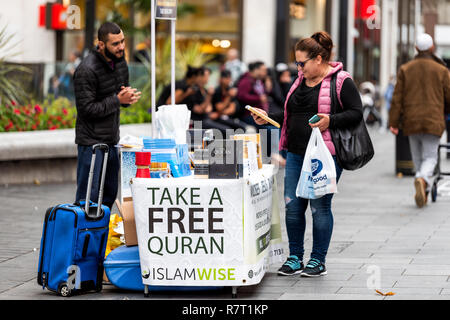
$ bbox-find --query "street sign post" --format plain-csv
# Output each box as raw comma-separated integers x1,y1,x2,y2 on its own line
155,0,178,20
151,0,178,137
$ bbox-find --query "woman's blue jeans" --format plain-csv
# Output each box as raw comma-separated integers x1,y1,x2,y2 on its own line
284,152,343,263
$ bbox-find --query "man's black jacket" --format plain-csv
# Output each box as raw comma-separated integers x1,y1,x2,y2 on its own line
73,49,129,145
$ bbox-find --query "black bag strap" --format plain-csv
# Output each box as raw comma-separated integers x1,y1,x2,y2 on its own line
330,71,340,115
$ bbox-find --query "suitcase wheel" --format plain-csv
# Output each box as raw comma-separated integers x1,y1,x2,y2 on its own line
58,283,72,297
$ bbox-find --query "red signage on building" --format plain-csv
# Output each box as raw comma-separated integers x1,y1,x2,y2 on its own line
38,3,67,30
39,5,46,27
51,4,68,30
355,0,377,20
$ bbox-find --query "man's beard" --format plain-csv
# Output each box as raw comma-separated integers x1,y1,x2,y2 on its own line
104,46,125,63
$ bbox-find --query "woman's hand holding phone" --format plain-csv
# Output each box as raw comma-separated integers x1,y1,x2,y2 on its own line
309,113,330,132
250,108,269,125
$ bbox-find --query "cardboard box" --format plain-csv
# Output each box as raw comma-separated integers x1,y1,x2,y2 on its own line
103,270,109,283
115,198,138,246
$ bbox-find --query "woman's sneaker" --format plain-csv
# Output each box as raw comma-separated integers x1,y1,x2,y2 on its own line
277,255,304,276
301,258,327,277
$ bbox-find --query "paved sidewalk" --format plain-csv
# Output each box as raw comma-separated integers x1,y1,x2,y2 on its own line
1,128,450,300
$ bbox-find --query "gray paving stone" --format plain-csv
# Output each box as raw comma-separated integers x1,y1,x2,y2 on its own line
370,251,421,258
393,275,450,288
383,294,450,300
324,263,365,270
338,286,445,298
356,266,406,276
411,257,450,265
285,285,342,294
345,275,397,288
403,266,450,276
255,277,298,287
279,293,384,300
438,289,450,295
1,129,450,301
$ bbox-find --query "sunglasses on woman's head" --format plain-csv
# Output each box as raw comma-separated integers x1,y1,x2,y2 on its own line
295,57,313,68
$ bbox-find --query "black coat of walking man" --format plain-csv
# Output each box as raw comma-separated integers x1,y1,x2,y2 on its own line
73,22,141,209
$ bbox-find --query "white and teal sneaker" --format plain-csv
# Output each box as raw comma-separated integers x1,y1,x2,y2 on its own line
301,258,327,277
277,255,304,276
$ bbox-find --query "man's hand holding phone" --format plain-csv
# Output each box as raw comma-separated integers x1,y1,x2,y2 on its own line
118,86,142,105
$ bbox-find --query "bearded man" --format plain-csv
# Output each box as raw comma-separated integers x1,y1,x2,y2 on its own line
73,22,141,209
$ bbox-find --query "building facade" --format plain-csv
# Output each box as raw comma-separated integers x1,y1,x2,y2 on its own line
1,0,449,95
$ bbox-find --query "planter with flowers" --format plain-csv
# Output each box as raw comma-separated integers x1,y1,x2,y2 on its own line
0,97,76,132
0,95,152,133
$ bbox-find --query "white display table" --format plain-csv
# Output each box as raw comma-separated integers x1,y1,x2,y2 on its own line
129,164,285,297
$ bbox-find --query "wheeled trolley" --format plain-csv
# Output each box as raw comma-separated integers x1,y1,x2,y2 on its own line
431,143,450,202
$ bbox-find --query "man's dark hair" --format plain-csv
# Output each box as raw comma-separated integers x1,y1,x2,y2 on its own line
220,70,232,78
185,65,200,79
98,22,122,43
248,61,265,72
197,66,212,76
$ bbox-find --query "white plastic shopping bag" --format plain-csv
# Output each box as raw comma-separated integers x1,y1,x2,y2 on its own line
296,127,337,199
154,104,191,144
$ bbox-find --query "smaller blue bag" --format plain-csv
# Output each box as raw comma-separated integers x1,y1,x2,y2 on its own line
104,246,143,291
104,246,221,292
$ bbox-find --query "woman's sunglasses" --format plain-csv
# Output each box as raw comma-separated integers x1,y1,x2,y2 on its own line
295,57,313,68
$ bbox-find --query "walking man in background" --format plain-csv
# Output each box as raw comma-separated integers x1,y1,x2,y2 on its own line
73,22,141,209
389,33,450,208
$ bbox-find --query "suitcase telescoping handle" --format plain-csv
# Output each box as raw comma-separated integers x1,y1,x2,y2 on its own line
85,143,109,218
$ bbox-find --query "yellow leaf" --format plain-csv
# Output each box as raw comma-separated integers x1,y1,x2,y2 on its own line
375,290,395,296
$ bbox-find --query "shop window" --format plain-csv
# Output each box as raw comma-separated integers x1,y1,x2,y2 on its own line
353,0,381,84
174,0,242,58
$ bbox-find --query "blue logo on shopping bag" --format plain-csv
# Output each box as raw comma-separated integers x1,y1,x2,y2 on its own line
311,159,323,176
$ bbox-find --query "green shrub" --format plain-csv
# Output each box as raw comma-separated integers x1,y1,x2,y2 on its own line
0,97,75,132
0,95,151,132
120,98,151,124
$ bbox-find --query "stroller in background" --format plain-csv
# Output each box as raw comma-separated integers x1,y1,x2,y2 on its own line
431,142,450,202
359,81,383,128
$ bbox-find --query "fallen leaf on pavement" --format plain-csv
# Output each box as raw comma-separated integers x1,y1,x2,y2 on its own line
375,289,395,296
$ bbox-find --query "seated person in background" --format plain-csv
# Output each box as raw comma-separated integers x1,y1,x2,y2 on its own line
236,61,270,125
156,65,200,110
277,63,293,97
237,61,280,159
190,67,236,136
211,70,249,131
224,48,247,86
269,63,293,114
133,38,150,63
263,66,286,115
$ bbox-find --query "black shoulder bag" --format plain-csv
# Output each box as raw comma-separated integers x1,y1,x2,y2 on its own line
329,72,375,170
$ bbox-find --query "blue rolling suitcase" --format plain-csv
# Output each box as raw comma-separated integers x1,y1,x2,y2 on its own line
37,144,111,297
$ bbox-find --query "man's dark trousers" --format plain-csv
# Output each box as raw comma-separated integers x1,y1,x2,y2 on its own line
75,145,120,210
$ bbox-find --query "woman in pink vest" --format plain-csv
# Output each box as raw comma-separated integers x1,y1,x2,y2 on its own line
252,32,363,277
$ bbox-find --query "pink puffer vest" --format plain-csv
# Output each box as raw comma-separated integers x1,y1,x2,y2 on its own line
279,62,351,155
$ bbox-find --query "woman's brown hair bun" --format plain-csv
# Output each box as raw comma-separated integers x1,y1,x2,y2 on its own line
295,31,334,62
311,32,333,54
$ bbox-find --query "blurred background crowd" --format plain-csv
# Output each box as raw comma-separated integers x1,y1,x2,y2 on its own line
0,0,449,135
